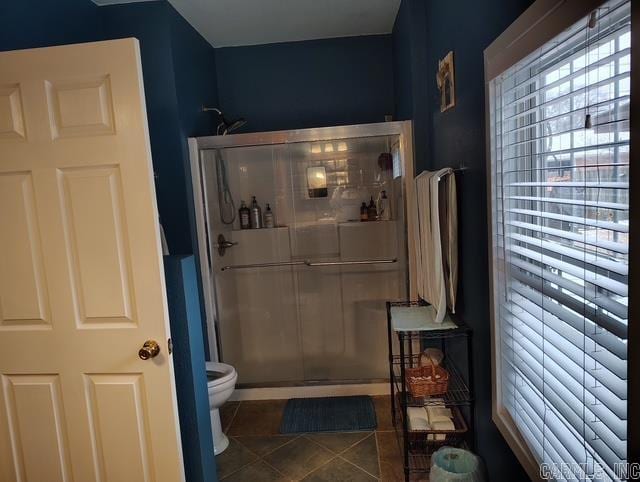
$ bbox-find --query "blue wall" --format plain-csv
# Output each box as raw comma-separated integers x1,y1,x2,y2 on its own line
101,1,218,259
391,0,429,168
392,0,534,480
215,35,395,133
164,256,217,482
0,0,103,51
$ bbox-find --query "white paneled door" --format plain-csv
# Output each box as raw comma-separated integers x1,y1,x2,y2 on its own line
0,39,184,482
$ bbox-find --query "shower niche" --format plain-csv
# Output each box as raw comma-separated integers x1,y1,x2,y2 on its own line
191,122,415,387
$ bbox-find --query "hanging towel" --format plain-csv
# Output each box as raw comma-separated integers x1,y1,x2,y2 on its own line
412,168,458,323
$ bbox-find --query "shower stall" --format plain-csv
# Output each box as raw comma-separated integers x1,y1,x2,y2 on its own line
190,122,416,389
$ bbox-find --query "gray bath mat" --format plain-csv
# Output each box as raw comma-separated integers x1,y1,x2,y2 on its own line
279,395,377,433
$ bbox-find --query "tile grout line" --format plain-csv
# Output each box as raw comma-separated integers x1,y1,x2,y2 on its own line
220,435,299,481
216,445,247,481
337,455,380,480
292,435,346,480
374,431,382,480
235,433,303,459
294,453,340,481
224,400,242,433
259,455,294,481
295,432,380,481
333,432,380,478
237,433,303,480
310,430,374,456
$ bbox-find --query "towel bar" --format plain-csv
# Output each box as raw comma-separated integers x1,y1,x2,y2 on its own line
220,258,397,271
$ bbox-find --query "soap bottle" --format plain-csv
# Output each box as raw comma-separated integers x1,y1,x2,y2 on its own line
360,202,368,222
250,196,262,229
264,203,275,228
367,196,377,221
377,190,390,221
239,200,250,229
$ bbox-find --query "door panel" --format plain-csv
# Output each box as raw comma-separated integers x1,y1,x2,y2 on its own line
1,374,72,482
0,172,50,327
58,166,136,325
0,39,184,482
84,374,154,482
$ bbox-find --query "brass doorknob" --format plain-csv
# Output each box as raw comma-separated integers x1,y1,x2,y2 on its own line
138,340,161,360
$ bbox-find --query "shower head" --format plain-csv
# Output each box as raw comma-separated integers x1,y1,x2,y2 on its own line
202,106,247,136
223,118,246,135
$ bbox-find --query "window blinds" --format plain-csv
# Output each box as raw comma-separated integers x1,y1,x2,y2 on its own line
489,0,630,479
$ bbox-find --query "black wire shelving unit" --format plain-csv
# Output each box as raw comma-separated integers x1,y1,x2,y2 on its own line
386,300,474,481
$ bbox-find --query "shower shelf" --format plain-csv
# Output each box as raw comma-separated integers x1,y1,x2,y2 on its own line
386,301,474,481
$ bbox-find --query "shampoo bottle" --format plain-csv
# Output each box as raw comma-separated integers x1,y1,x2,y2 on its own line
250,196,262,229
360,202,368,222
239,200,250,229
264,203,275,228
377,190,390,220
367,196,377,221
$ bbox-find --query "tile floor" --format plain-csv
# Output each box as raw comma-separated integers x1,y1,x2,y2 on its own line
216,396,425,481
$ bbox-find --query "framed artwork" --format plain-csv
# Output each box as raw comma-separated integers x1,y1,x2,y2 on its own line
437,51,455,112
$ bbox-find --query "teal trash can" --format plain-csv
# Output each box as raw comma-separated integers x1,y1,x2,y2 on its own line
430,447,484,482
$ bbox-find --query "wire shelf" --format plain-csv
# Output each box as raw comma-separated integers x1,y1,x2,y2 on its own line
388,301,472,340
386,300,475,480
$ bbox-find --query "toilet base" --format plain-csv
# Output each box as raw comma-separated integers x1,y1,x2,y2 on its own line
210,408,230,455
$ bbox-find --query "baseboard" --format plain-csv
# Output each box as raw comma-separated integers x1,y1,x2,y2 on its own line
230,382,391,401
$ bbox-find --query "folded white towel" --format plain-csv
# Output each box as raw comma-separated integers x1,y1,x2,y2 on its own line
426,405,453,424
427,419,455,441
408,407,429,431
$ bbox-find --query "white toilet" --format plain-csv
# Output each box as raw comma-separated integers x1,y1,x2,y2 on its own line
206,361,237,455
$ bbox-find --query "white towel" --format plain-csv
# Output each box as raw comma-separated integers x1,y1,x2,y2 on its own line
427,419,455,441
412,169,458,322
426,405,453,424
407,407,429,431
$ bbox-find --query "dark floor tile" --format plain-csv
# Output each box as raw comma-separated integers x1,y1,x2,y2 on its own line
341,433,379,477
377,432,404,482
220,401,240,433
228,399,287,436
263,436,334,479
302,457,377,481
235,434,298,457
216,437,258,479
376,431,402,460
372,396,394,431
222,460,288,482
379,458,405,482
306,432,371,454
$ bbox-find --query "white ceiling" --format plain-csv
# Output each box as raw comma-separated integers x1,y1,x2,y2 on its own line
93,0,401,48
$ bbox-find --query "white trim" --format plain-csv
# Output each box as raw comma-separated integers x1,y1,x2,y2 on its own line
484,1,611,480
230,383,390,401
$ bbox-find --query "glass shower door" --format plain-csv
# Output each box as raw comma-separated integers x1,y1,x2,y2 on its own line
288,136,406,381
203,132,408,386
202,144,304,385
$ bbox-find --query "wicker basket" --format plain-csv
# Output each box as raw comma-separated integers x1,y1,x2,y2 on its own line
405,353,449,397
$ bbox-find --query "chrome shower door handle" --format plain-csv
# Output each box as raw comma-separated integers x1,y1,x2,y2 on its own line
213,234,237,256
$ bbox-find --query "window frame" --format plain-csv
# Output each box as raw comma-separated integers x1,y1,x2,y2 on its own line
483,0,638,479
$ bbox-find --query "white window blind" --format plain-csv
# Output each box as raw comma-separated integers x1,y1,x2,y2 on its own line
489,0,630,480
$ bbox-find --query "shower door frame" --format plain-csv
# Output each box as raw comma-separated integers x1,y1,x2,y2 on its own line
188,121,417,372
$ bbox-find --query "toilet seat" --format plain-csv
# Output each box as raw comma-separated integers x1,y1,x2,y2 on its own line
205,362,236,388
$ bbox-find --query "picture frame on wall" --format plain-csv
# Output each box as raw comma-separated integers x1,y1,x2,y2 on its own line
437,51,455,112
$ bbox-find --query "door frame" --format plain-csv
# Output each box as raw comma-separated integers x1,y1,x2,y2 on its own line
189,121,416,364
